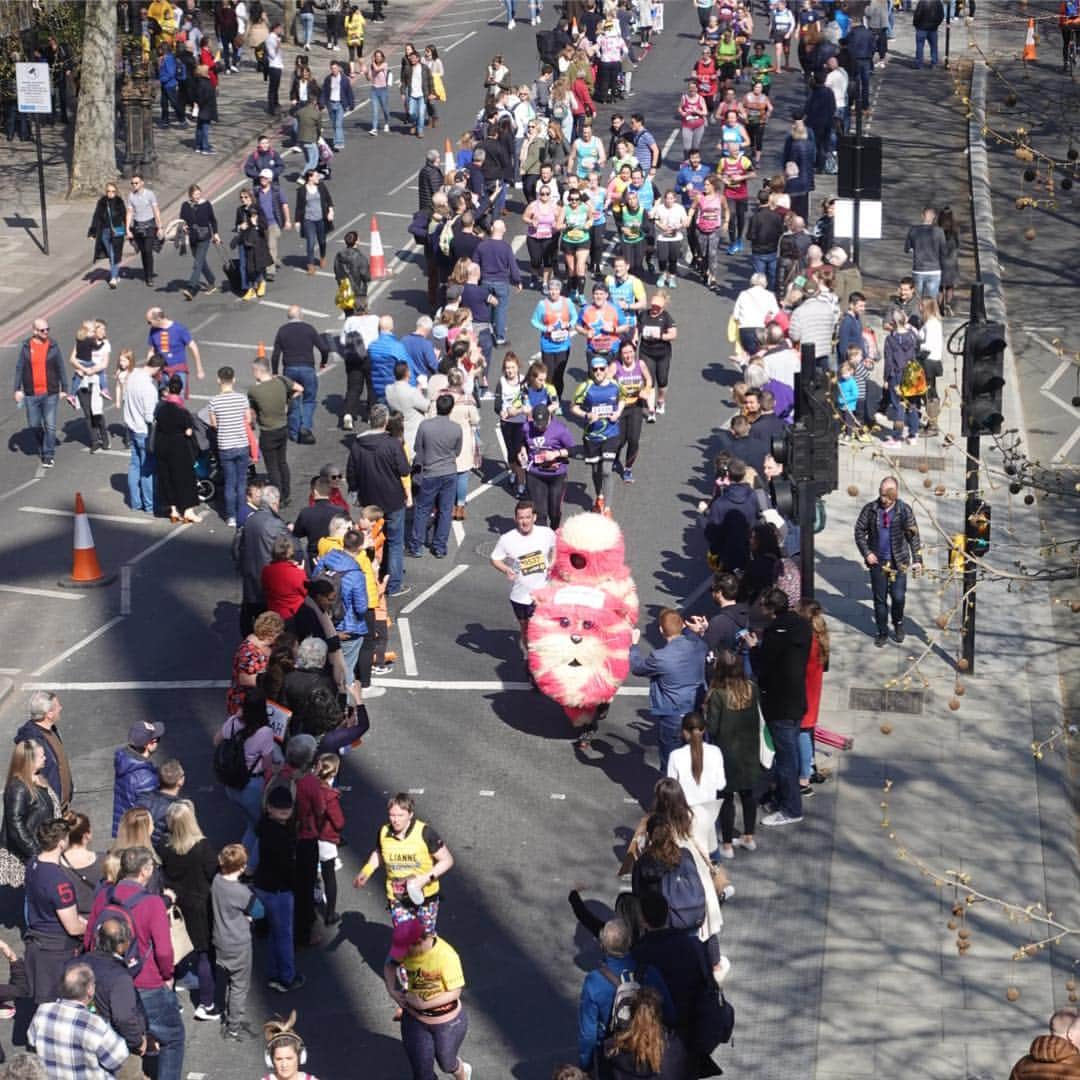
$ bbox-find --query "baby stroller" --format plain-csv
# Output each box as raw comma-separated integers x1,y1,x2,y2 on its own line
191,411,221,503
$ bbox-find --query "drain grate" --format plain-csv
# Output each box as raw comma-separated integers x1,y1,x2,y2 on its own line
896,456,946,471
849,688,925,714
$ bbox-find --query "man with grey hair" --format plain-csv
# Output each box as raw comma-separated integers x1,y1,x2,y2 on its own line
402,314,438,385
249,359,302,506
270,304,328,444
121,353,159,514
29,963,129,1078
16,692,72,809
237,484,292,634
418,148,445,214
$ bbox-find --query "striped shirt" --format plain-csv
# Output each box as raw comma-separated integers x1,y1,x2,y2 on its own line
209,390,250,450
28,999,129,1079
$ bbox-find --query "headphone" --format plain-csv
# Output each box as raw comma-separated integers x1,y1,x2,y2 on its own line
264,1032,307,1071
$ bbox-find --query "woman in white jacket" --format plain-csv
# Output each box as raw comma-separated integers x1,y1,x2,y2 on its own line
667,711,726,862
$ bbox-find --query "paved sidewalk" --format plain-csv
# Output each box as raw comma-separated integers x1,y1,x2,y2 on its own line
800,18,1078,1080
0,0,456,337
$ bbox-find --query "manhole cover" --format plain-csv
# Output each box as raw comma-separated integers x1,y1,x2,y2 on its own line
896,456,946,471
474,539,497,558
849,688,924,714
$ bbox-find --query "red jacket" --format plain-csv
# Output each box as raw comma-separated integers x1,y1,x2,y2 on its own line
261,560,308,619
801,635,824,729
84,879,174,990
281,767,327,841
319,786,345,844
570,77,595,118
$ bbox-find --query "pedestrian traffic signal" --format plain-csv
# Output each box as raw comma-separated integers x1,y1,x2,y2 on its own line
967,501,991,557
962,320,1006,436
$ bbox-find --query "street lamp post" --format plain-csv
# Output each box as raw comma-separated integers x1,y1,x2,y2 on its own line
120,40,157,179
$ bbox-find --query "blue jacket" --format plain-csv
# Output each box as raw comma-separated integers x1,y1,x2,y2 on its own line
319,72,355,112
368,332,412,403
836,312,863,363
704,482,758,571
837,376,859,413
629,630,708,718
781,133,816,194
113,749,159,835
402,333,438,380
158,52,182,91
578,956,675,1069
313,548,369,637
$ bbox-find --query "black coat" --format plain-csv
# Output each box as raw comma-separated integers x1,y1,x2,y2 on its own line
77,953,146,1051
417,163,444,214
88,195,127,263
234,204,272,275
757,610,812,724
192,74,218,123
294,180,334,228
160,836,217,952
2,780,56,862
333,246,370,297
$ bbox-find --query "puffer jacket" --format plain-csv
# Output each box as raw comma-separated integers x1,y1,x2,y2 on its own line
2,780,56,861
312,548,369,637
854,497,923,569
1008,1036,1080,1080
112,749,160,836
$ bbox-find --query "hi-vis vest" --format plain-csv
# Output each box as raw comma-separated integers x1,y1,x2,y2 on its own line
379,818,439,902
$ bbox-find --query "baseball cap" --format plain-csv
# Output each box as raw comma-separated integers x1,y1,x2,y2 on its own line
532,404,551,423
128,720,165,749
389,919,427,960
589,355,610,368
259,168,274,180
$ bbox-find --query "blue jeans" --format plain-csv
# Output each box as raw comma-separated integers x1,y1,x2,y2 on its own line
751,252,777,292
254,888,295,985
137,987,185,1080
127,431,155,512
914,28,938,67
284,364,318,439
409,474,455,556
327,101,345,147
483,279,511,342
238,249,265,293
656,715,683,774
102,231,122,280
299,10,315,46
407,94,427,136
869,562,908,634
188,239,215,290
24,393,58,461
225,776,264,871
798,729,814,782
340,633,366,680
302,218,327,265
911,270,941,299
887,385,920,439
219,446,250,523
370,87,390,129
853,58,872,109
303,141,319,172
503,0,515,20
385,505,406,593
455,471,469,505
195,118,212,150
767,721,802,819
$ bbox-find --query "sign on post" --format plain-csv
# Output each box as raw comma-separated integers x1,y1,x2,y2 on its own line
16,62,53,114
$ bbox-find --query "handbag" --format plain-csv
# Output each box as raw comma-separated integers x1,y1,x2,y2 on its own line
146,420,158,455
759,708,775,770
164,891,194,963
0,848,25,888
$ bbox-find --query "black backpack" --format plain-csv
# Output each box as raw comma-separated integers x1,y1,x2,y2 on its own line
213,726,256,790
90,886,154,978
313,564,347,626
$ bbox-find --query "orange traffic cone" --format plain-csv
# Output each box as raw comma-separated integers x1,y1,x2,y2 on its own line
443,137,455,179
571,17,578,37
256,340,266,360
1022,18,1036,62
369,215,386,279
59,493,115,588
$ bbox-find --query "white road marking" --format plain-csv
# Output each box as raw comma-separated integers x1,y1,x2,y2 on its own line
199,340,262,350
407,788,425,795
191,313,219,334
335,209,368,235
0,478,40,502
443,30,479,50
19,507,157,526
373,211,414,219
288,266,336,279
660,128,678,165
126,521,195,567
400,565,470,614
550,793,566,800
21,680,231,691
0,584,85,602
452,520,465,546
465,469,510,502
34,464,47,479
258,300,331,318
0,668,22,675
478,790,495,796
1051,425,1080,464
397,616,419,675
31,616,127,677
80,447,131,457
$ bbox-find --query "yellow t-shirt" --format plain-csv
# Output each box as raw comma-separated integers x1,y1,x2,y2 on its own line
403,937,465,1002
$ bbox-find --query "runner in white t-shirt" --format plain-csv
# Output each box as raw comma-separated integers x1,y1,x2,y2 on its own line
490,501,557,656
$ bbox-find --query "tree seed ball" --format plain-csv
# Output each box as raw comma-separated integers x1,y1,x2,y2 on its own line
1007,987,1020,1002
1024,227,1037,241
949,698,961,711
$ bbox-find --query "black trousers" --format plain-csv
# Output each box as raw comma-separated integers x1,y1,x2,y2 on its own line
526,471,567,528
259,425,291,503
294,837,319,944
131,230,156,280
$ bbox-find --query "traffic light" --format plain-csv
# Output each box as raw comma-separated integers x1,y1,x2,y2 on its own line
967,501,991,557
962,321,1006,436
769,369,840,492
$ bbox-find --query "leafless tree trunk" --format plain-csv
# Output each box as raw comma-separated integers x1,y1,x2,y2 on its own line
69,0,117,197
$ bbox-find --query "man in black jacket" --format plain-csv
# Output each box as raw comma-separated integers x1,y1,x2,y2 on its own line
853,476,923,646
76,920,148,1072
846,14,877,110
913,0,945,68
417,150,445,215
270,305,329,445
13,319,67,468
237,486,292,634
757,586,811,827
346,404,412,597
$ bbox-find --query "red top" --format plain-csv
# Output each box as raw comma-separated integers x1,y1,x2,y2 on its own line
29,338,50,396
309,486,349,510
261,560,308,619
319,786,346,844
281,767,328,841
802,635,824,729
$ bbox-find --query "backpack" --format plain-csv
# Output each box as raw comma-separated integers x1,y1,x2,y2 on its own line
1067,0,1079,17
599,964,641,1035
660,849,707,931
213,724,257,790
91,886,154,978
900,358,928,399
313,564,347,625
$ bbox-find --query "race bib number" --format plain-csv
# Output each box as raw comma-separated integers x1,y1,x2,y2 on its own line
593,403,614,417
642,324,661,340
517,550,548,576
549,328,569,342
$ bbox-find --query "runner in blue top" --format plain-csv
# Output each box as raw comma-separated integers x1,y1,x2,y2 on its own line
570,123,607,181
571,352,624,515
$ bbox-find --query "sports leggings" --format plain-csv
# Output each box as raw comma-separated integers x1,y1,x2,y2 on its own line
320,859,338,922
616,404,645,469
591,457,614,502
526,471,567,528
728,198,748,244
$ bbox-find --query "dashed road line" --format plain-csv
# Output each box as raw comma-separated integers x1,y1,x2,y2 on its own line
20,507,157,526
0,584,86,602
397,616,419,676
31,616,127,678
